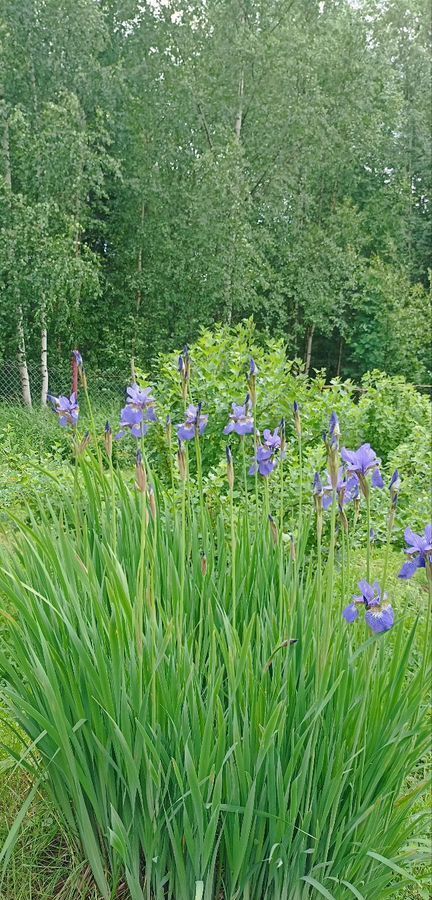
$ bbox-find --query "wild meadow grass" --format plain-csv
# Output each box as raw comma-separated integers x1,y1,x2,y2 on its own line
0,356,430,898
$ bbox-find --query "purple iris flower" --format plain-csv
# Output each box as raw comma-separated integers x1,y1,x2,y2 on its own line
341,443,384,495
116,383,157,440
343,579,394,633
398,525,432,579
262,428,281,451
224,395,254,436
47,392,79,428
177,403,208,441
249,428,281,477
322,468,360,510
249,445,278,477
125,384,157,422
116,406,149,439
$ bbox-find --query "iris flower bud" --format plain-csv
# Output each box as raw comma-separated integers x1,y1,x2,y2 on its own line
148,484,157,519
76,431,91,456
136,450,147,493
389,469,401,507
166,414,172,442
177,439,187,480
279,418,286,454
226,445,234,491
290,533,296,560
268,514,278,546
104,421,113,458
248,357,258,405
293,401,301,437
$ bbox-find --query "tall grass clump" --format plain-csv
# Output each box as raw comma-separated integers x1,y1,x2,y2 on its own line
0,349,430,899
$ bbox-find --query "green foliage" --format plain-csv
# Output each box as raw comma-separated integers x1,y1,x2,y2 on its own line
0,444,430,899
0,0,431,384
356,371,431,462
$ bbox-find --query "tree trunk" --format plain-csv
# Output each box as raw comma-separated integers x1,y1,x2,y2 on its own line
132,198,145,369
40,312,48,404
234,66,244,141
18,308,32,406
1,98,12,190
336,335,344,376
305,324,315,375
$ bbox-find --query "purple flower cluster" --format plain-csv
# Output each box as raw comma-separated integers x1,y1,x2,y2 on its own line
399,526,432,579
321,468,359,511
47,392,79,428
116,384,157,440
341,443,384,495
249,428,282,477
177,403,208,441
343,580,394,634
224,395,254,436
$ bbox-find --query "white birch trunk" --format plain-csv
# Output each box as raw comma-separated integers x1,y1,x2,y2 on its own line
40,311,48,404
18,307,32,406
234,67,244,141
305,324,315,376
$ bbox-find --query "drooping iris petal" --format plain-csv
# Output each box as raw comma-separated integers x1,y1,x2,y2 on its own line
404,527,426,552
372,467,384,488
398,556,424,579
365,604,395,633
343,603,359,623
399,524,432,579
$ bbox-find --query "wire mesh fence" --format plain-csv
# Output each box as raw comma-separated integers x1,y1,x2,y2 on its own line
0,360,430,408
0,361,129,406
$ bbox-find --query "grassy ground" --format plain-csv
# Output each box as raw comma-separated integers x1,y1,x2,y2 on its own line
0,529,430,897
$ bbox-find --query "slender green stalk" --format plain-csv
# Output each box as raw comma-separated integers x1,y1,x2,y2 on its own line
326,489,337,598
278,452,285,633
230,481,236,631
194,433,206,549
82,377,103,474
241,437,250,527
340,520,346,604
366,490,371,582
297,431,303,528
381,504,396,597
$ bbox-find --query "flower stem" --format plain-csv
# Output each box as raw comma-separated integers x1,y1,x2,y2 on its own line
230,482,236,631
297,432,303,529
195,433,206,550
82,378,103,475
366,491,371,583
278,452,285,633
381,507,394,598
241,437,249,530
327,489,337,599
